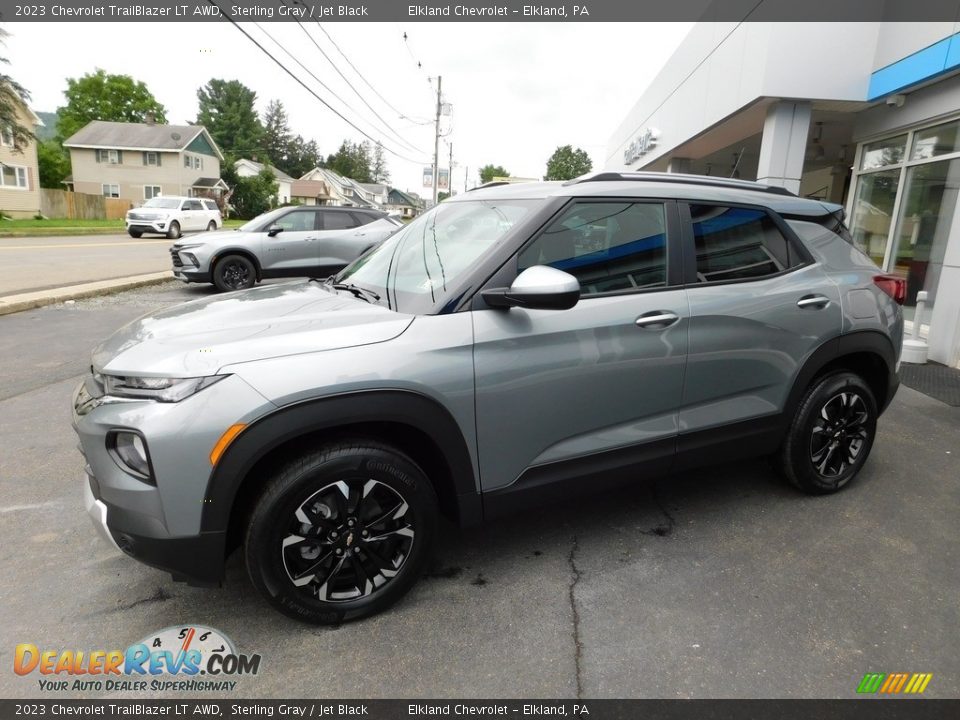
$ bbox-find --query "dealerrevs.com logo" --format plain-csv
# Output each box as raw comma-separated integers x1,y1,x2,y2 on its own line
14,625,261,692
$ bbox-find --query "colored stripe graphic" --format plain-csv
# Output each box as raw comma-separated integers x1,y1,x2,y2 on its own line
859,672,932,694
857,673,885,693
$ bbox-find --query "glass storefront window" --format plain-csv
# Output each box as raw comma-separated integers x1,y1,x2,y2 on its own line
850,169,900,266
910,119,960,161
860,134,907,170
887,157,960,324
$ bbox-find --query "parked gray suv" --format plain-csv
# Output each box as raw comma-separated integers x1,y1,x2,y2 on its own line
170,205,402,292
73,173,903,624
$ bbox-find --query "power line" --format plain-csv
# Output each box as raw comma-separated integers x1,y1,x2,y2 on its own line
207,1,428,164
307,11,431,124
280,2,427,154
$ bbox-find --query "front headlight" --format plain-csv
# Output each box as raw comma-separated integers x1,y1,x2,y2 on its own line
102,374,228,402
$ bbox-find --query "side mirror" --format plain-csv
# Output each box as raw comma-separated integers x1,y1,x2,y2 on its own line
482,265,580,310
266,225,284,237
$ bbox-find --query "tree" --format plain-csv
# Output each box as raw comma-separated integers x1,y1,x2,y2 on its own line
479,164,509,184
0,28,34,150
284,136,322,178
544,145,593,181
222,165,278,219
38,140,71,188
371,142,389,184
326,140,373,182
196,79,264,160
262,99,292,168
56,69,166,141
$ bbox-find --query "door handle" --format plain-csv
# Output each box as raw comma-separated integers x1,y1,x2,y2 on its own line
305,237,317,242
635,311,680,329
797,295,830,309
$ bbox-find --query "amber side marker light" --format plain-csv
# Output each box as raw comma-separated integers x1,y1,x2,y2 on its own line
210,423,247,466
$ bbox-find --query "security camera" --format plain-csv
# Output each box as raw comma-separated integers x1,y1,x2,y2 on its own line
885,94,906,108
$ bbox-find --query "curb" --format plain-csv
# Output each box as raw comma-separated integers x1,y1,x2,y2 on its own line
0,272,173,317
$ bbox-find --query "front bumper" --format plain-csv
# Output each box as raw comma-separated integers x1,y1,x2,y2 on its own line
126,219,168,234
72,374,274,586
170,247,210,283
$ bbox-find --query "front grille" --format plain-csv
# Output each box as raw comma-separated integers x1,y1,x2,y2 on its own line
129,213,157,221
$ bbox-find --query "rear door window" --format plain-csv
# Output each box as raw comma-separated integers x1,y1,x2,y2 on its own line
322,212,359,230
688,204,801,283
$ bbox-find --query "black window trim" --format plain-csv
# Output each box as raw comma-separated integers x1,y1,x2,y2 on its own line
509,197,682,302
466,195,684,312
678,200,814,288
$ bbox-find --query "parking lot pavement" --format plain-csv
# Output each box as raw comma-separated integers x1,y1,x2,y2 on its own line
0,233,184,297
1,283,958,698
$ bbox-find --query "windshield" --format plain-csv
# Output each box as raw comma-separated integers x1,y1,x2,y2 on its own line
335,199,541,314
238,207,289,232
142,198,180,209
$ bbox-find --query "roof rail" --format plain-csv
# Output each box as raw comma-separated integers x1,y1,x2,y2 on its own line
563,171,796,197
467,181,513,192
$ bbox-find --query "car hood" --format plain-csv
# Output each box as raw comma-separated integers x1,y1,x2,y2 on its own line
174,229,249,248
92,281,413,376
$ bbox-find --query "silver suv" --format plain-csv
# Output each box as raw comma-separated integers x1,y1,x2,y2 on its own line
73,173,903,624
170,205,403,292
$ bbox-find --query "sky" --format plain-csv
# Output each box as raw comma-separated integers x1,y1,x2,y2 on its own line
5,21,692,195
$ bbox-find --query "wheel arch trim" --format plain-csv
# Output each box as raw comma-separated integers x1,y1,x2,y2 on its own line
200,389,480,534
785,330,897,421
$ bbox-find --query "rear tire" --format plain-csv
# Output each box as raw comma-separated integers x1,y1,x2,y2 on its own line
779,371,877,494
207,221,217,231
166,221,181,240
244,440,438,624
212,254,256,292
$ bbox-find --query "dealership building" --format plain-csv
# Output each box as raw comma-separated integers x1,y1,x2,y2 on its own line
606,19,960,368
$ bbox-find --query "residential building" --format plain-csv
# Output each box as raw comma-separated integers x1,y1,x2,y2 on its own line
234,158,294,205
0,99,42,218
63,121,226,204
386,188,421,219
289,179,332,206
298,167,386,209
606,12,960,368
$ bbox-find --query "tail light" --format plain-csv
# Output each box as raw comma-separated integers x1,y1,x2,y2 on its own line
874,274,907,305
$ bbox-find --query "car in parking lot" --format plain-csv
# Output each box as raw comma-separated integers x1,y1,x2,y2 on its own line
169,205,403,291
126,196,222,239
74,172,903,624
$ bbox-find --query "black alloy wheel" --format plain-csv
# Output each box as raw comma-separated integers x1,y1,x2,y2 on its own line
281,479,415,602
213,254,255,292
245,440,437,624
809,391,870,479
779,371,878,494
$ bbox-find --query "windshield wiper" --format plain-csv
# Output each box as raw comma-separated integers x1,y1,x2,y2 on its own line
327,281,381,303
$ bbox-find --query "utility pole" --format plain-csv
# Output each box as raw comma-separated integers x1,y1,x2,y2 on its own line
448,142,453,197
432,75,442,206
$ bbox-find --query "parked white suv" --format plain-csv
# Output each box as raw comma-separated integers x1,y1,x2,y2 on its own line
126,196,222,239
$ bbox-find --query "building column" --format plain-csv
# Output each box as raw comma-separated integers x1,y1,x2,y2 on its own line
756,101,811,194
667,157,691,174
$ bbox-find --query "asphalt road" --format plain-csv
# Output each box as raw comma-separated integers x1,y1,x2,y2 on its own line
0,232,199,297
1,282,958,699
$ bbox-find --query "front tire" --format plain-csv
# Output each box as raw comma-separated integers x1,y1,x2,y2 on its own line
245,441,438,624
779,371,877,494
128,230,143,238
212,254,256,292
166,221,181,240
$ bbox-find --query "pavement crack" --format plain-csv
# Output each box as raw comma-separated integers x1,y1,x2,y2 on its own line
567,535,584,699
115,586,173,612
640,478,677,537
